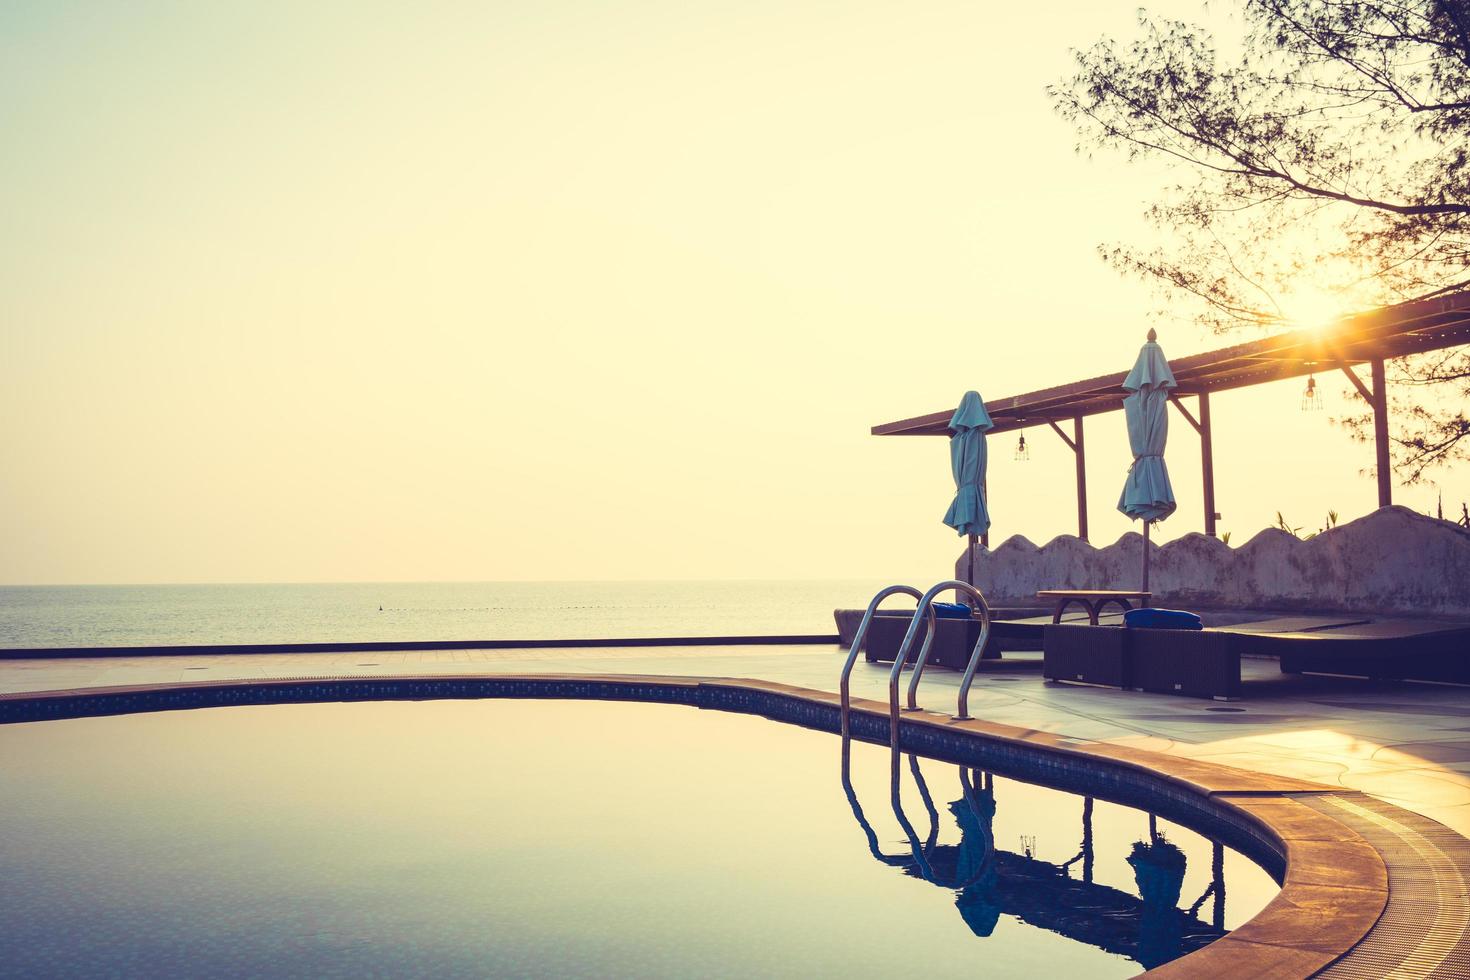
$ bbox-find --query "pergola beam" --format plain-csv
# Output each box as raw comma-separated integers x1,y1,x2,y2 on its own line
1340,364,1374,402
873,291,1470,438
873,290,1467,528
1046,419,1076,450
1169,395,1202,434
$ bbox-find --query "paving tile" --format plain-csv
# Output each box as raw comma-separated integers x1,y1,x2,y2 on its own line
1411,802,1470,838
1227,883,1386,953
1372,740,1470,765
1219,797,1367,844
1280,839,1388,892
1100,733,1180,752
1309,699,1470,719
1140,936,1337,979
1174,751,1351,784
1337,768,1470,807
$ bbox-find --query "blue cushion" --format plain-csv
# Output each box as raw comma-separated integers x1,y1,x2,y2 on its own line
932,602,973,619
1124,607,1203,631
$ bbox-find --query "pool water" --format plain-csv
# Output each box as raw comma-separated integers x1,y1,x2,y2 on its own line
0,699,1279,978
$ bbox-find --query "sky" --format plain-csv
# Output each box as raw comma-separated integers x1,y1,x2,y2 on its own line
1,0,1462,585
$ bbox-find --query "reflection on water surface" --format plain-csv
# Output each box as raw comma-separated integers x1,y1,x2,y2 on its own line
0,699,1277,978
840,742,1234,969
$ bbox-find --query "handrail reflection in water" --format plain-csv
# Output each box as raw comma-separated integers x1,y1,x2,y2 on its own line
837,735,1231,966
839,739,937,882
889,751,937,883
909,752,941,854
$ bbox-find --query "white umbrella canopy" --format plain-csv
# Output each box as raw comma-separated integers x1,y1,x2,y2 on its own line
1117,329,1178,591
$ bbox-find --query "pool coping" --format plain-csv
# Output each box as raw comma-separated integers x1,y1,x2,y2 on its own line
0,672,1437,978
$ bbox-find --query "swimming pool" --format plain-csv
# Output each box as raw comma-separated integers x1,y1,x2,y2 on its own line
0,689,1279,978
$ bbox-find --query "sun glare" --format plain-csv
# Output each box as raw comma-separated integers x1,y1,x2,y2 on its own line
1285,291,1348,333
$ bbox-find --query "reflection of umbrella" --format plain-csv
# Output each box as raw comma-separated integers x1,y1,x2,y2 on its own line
947,768,999,937
1128,837,1187,969
1117,331,1177,591
944,391,994,587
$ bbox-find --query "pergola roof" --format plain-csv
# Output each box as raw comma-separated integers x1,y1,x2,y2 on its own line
872,290,1470,437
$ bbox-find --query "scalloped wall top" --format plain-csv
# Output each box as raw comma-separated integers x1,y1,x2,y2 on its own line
955,505,1470,616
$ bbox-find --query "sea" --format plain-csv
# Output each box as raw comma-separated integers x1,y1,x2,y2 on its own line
0,580,891,650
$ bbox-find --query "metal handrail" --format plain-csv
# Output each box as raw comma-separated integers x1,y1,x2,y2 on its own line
890,580,993,742
882,589,944,745
952,584,994,722
839,585,932,739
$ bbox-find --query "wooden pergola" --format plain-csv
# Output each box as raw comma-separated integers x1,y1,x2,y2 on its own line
873,290,1470,543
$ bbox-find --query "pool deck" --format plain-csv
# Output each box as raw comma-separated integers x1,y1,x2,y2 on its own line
4,644,1469,841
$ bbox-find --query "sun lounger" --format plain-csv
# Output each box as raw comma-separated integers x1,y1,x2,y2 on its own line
1042,624,1129,688
1043,623,1241,700
1129,628,1240,700
863,613,1000,668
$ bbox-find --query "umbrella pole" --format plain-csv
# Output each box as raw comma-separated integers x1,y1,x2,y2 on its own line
1142,520,1151,594
967,533,977,590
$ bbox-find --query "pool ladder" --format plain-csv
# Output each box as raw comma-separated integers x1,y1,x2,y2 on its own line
838,580,993,746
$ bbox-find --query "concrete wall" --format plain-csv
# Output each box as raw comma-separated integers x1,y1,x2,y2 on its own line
954,505,1470,617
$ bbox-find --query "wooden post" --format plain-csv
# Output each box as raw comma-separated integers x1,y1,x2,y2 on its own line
1142,520,1151,592
1169,394,1218,536
1073,416,1089,541
1199,392,1217,537
1370,358,1392,508
980,475,989,547
1048,418,1089,541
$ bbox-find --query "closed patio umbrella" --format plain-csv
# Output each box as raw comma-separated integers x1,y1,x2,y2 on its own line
1117,330,1177,592
943,391,994,588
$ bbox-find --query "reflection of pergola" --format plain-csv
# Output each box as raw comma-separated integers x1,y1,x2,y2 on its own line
873,290,1470,542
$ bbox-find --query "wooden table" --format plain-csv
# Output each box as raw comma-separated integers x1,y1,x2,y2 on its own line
1037,590,1151,625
